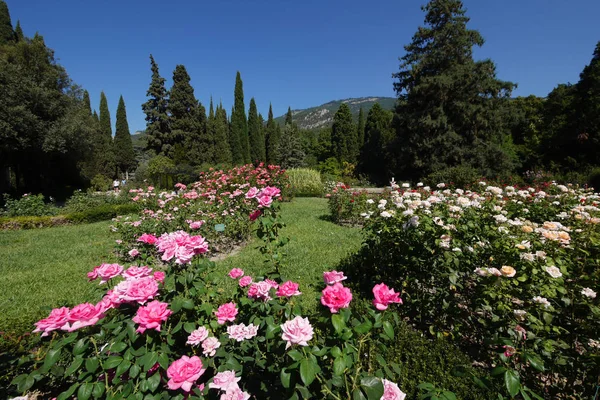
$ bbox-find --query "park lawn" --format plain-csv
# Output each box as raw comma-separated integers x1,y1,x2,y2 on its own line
0,198,362,336
0,220,118,335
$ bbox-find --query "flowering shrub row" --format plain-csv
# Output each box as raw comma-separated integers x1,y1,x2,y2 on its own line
339,181,600,398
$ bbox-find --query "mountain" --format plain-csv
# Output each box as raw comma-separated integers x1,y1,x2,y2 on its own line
274,97,396,130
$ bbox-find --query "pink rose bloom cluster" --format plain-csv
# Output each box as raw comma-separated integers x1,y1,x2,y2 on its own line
202,336,221,356
323,270,347,285
87,263,124,284
186,326,209,346
155,230,209,264
128,249,140,258
132,300,172,333
228,268,244,279
167,355,206,392
248,186,281,208
321,282,353,313
34,302,107,336
248,280,278,301
109,276,159,305
122,265,153,279
210,371,249,400
239,276,252,287
372,283,403,311
276,281,302,298
137,233,158,245
227,323,259,342
381,379,406,400
189,220,205,230
215,302,238,324
281,316,314,349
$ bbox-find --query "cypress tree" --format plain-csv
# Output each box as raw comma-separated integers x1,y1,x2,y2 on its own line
359,103,393,184
92,110,99,123
277,124,305,168
248,98,264,163
231,72,249,164
207,97,216,162
357,107,366,149
265,104,280,164
331,103,356,163
285,107,293,126
97,91,115,176
83,90,92,116
214,102,232,164
142,55,170,156
168,64,200,163
14,20,23,42
0,1,14,45
99,91,112,138
258,113,266,163
114,95,137,174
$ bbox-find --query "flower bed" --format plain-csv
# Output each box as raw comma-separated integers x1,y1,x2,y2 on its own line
341,181,600,398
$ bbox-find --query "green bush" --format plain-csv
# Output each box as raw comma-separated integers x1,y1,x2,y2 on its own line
90,174,112,192
424,165,482,188
0,215,68,230
65,204,140,224
2,193,58,217
587,167,600,191
64,190,128,213
286,168,324,197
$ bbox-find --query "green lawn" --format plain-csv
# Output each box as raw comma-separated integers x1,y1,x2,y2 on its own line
0,221,117,335
0,198,361,335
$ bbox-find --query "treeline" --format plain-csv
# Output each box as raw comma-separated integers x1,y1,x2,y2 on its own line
0,1,136,197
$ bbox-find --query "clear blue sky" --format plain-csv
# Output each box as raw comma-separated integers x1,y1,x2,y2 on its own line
6,0,600,133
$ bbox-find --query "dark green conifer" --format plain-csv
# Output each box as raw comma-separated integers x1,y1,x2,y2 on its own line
114,96,137,174
0,1,14,45
265,104,280,164
214,102,232,164
331,103,356,163
83,90,92,115
14,20,23,42
359,103,393,184
248,98,265,163
285,107,293,126
277,124,305,168
231,72,249,164
142,55,170,156
357,107,366,149
97,91,115,176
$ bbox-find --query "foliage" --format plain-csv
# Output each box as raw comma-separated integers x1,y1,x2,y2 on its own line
97,92,116,177
113,96,137,174
64,191,129,213
587,167,600,191
142,55,171,157
277,125,305,169
286,169,323,197
90,174,112,192
213,102,233,165
248,98,265,163
265,104,280,165
424,165,482,188
358,103,394,184
146,156,176,189
231,71,249,164
2,193,57,217
331,103,357,163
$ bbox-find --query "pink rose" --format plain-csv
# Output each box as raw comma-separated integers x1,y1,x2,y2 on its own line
321,282,352,313
228,268,244,279
187,326,209,346
92,263,124,284
239,276,252,287
215,302,238,324
87,269,98,281
153,271,166,283
372,283,403,311
128,249,140,258
202,336,221,356
276,281,302,297
66,303,105,332
249,210,261,221
114,276,159,304
245,187,259,199
33,307,70,336
248,281,272,301
96,297,114,313
260,186,281,197
265,279,279,289
167,356,206,392
281,316,314,349
220,387,251,400
381,379,406,400
209,370,241,391
122,265,153,279
323,270,347,285
137,233,158,245
156,231,209,264
132,300,171,334
189,220,204,230
227,323,259,342
257,195,273,208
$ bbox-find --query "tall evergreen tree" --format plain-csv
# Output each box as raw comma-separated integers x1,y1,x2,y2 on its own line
214,102,232,164
168,64,200,163
96,91,115,176
83,90,92,115
248,98,265,163
92,110,99,123
258,112,266,163
357,107,366,149
392,0,515,179
231,72,249,164
114,95,137,174
142,55,170,156
331,103,356,163
359,103,394,184
0,1,14,45
277,124,305,168
99,91,112,138
14,20,23,42
285,107,293,126
265,104,280,164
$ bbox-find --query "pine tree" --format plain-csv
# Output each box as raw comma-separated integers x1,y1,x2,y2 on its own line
258,113,266,163
114,96,137,174
392,0,515,178
99,91,112,138
168,64,200,163
357,107,366,149
83,90,92,116
92,110,99,124
97,91,115,176
231,72,249,164
277,124,305,168
285,107,293,126
0,1,14,45
248,98,265,163
359,103,393,184
214,102,232,164
331,103,356,163
265,104,280,164
142,55,170,156
14,20,23,42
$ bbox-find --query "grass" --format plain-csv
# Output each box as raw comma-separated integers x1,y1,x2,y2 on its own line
0,220,117,335
0,198,361,336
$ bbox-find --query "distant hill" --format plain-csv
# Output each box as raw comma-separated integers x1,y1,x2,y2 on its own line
274,97,396,130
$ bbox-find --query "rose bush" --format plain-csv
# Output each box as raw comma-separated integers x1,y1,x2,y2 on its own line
338,181,600,399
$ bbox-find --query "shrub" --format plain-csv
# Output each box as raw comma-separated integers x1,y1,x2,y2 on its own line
424,165,481,188
587,167,600,191
90,174,112,192
65,204,140,224
2,193,58,217
64,191,128,214
286,168,323,197
0,215,69,230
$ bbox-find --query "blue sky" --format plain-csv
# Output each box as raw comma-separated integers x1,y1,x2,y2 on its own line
7,0,600,133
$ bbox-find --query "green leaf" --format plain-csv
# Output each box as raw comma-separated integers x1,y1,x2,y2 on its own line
110,342,127,353
158,352,170,369
65,357,84,376
333,357,346,376
73,338,88,355
354,320,373,334
299,358,317,386
104,356,123,370
42,348,62,371
524,353,545,372
352,388,367,400
280,368,291,388
184,322,197,333
182,298,195,309
265,323,279,340
19,374,35,392
92,382,105,399
129,363,141,379
77,382,94,400
115,360,131,378
288,349,303,361
147,372,161,392
331,346,342,358
441,391,457,400
504,370,520,397
332,314,346,333
57,383,79,400
144,352,159,371
86,357,99,373
491,366,507,376
360,376,384,400
382,321,394,340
